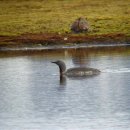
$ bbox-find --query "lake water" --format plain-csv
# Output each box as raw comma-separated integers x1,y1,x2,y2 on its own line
0,46,130,130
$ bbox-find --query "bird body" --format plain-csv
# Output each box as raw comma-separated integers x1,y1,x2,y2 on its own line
65,67,100,77
52,60,100,77
71,17,89,33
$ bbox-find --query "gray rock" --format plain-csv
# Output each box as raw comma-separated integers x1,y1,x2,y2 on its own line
71,17,89,33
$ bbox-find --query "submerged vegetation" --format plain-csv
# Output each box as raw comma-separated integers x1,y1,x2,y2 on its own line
0,0,130,36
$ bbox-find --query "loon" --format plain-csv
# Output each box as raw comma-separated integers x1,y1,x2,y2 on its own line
52,60,100,77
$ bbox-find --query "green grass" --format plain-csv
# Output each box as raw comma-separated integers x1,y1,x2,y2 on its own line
0,0,130,36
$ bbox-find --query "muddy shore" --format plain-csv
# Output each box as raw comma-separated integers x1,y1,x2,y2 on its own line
0,33,130,49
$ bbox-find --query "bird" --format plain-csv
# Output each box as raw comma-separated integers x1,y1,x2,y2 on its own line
51,60,100,77
71,17,89,33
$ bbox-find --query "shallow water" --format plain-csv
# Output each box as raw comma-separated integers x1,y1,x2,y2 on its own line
0,46,130,130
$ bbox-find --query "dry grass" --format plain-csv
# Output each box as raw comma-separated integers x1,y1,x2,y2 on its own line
0,0,130,36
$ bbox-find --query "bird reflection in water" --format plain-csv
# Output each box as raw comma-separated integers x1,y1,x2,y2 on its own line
60,75,66,86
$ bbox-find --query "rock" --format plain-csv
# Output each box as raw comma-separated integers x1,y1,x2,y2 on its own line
71,17,89,33
64,37,68,41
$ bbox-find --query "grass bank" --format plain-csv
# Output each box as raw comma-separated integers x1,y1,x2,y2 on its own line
0,0,130,45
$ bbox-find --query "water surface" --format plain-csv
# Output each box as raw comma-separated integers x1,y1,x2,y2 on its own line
0,46,130,130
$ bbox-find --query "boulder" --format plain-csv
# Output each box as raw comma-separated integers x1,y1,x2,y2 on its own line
71,17,89,33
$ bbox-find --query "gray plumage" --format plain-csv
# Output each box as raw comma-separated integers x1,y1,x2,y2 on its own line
71,17,89,33
52,60,100,77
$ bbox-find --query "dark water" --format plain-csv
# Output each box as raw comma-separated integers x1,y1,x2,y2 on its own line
0,46,130,130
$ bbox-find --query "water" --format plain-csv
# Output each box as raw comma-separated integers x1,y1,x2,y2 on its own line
0,46,130,130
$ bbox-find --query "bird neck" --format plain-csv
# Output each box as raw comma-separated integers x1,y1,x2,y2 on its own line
59,66,65,76
55,61,66,76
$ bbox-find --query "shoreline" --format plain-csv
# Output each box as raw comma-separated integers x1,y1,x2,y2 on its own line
0,33,130,50
1,43,130,52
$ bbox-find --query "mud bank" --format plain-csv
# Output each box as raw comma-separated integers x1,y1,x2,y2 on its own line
0,33,130,49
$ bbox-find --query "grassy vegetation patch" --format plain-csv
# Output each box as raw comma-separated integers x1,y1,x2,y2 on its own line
0,0,130,36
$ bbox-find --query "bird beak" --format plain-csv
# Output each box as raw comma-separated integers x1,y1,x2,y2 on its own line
51,61,56,64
